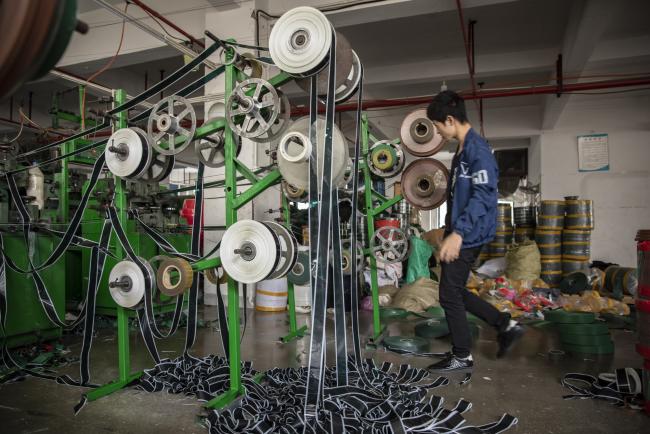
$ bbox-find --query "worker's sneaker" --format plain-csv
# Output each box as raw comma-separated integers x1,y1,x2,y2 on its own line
427,354,473,373
497,321,525,358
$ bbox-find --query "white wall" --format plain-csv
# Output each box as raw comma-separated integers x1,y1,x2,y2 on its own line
539,93,650,267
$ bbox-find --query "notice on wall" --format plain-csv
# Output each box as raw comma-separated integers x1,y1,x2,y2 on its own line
578,133,609,172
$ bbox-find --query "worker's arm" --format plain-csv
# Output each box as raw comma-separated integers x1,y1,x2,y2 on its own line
452,145,498,239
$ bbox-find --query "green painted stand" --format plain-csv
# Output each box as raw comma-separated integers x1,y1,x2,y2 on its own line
280,194,308,343
204,52,287,410
359,115,404,346
86,89,143,403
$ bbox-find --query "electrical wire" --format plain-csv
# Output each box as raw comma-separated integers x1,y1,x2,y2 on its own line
0,117,24,145
135,5,188,44
81,3,129,130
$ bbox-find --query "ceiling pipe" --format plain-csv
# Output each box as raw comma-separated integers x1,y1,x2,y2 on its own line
129,0,205,48
290,76,650,116
92,0,217,69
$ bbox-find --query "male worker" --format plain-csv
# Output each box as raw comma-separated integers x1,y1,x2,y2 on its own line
425,90,524,373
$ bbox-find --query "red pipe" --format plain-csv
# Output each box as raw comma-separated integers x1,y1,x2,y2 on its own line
290,76,650,116
129,0,205,48
456,0,478,99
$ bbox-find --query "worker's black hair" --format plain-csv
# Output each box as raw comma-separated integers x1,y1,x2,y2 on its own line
426,90,469,124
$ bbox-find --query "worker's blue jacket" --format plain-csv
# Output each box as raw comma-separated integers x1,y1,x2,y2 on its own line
448,128,499,249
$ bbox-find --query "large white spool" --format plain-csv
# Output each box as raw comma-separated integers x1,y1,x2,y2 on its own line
221,220,280,284
276,116,348,191
255,278,288,312
108,258,153,309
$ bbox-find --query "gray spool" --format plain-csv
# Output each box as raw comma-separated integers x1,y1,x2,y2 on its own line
562,229,591,261
541,259,563,286
536,229,562,258
514,206,536,226
540,200,565,216
287,251,310,286
538,215,564,230
562,259,589,276
497,203,512,224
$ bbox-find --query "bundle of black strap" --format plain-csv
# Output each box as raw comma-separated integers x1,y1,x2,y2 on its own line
561,368,645,409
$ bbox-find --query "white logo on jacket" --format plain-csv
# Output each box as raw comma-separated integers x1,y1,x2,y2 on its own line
472,170,489,184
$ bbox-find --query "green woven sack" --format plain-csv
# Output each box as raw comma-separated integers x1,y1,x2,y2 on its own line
505,239,541,280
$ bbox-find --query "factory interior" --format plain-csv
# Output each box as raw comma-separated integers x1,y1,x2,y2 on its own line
1,0,650,433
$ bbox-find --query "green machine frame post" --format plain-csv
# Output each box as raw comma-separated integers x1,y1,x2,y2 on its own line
360,115,404,344
280,195,308,343
205,56,244,410
86,89,142,403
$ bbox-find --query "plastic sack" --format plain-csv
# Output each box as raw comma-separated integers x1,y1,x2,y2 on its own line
405,236,433,284
391,277,439,313
505,240,541,280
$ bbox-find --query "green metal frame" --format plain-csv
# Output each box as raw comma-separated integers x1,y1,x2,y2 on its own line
280,194,308,343
359,114,403,344
86,89,143,403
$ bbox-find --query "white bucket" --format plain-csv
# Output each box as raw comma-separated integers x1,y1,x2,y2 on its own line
293,284,311,307
255,278,288,312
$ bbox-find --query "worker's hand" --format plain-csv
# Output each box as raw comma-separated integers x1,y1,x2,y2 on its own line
439,232,463,263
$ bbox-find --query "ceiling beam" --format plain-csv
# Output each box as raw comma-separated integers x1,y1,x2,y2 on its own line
540,0,622,130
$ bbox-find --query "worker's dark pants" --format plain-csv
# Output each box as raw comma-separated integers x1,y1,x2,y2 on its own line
439,245,510,358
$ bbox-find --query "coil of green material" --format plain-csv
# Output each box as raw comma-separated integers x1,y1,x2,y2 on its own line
561,340,614,354
560,333,612,346
414,318,449,339
555,322,610,335
287,251,310,286
544,310,596,324
383,336,430,353
380,307,409,321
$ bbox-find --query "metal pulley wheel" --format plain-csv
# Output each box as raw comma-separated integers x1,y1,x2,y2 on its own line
288,250,310,286
106,127,152,179
205,267,229,285
276,116,349,190
250,91,291,144
296,49,361,103
156,256,194,297
147,95,197,156
401,158,449,210
237,53,264,79
0,0,79,100
281,180,308,203
400,108,446,157
294,32,354,94
269,6,332,76
226,78,281,139
341,239,363,275
367,140,405,178
371,227,409,264
138,152,175,183
108,257,154,308
194,128,242,169
265,221,299,279
221,220,280,284
333,50,362,103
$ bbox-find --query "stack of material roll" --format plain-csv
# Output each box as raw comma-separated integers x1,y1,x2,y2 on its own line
562,198,594,276
537,200,564,286
635,230,650,414
545,310,614,355
487,203,514,258
514,206,536,243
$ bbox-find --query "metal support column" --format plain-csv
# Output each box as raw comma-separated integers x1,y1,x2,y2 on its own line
86,89,142,402
280,194,308,343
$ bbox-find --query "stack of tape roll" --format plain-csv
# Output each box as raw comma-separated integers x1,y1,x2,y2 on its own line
635,229,650,412
255,278,288,312
604,266,638,299
545,310,614,355
562,229,591,276
538,200,565,230
514,206,536,227
536,228,562,286
565,199,594,230
488,203,513,258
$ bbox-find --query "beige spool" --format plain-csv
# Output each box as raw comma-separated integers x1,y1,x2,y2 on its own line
255,278,288,312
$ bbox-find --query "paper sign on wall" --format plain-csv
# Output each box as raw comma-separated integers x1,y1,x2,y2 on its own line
578,133,609,172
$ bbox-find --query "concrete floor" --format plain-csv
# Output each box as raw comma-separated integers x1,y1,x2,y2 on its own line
0,307,647,434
